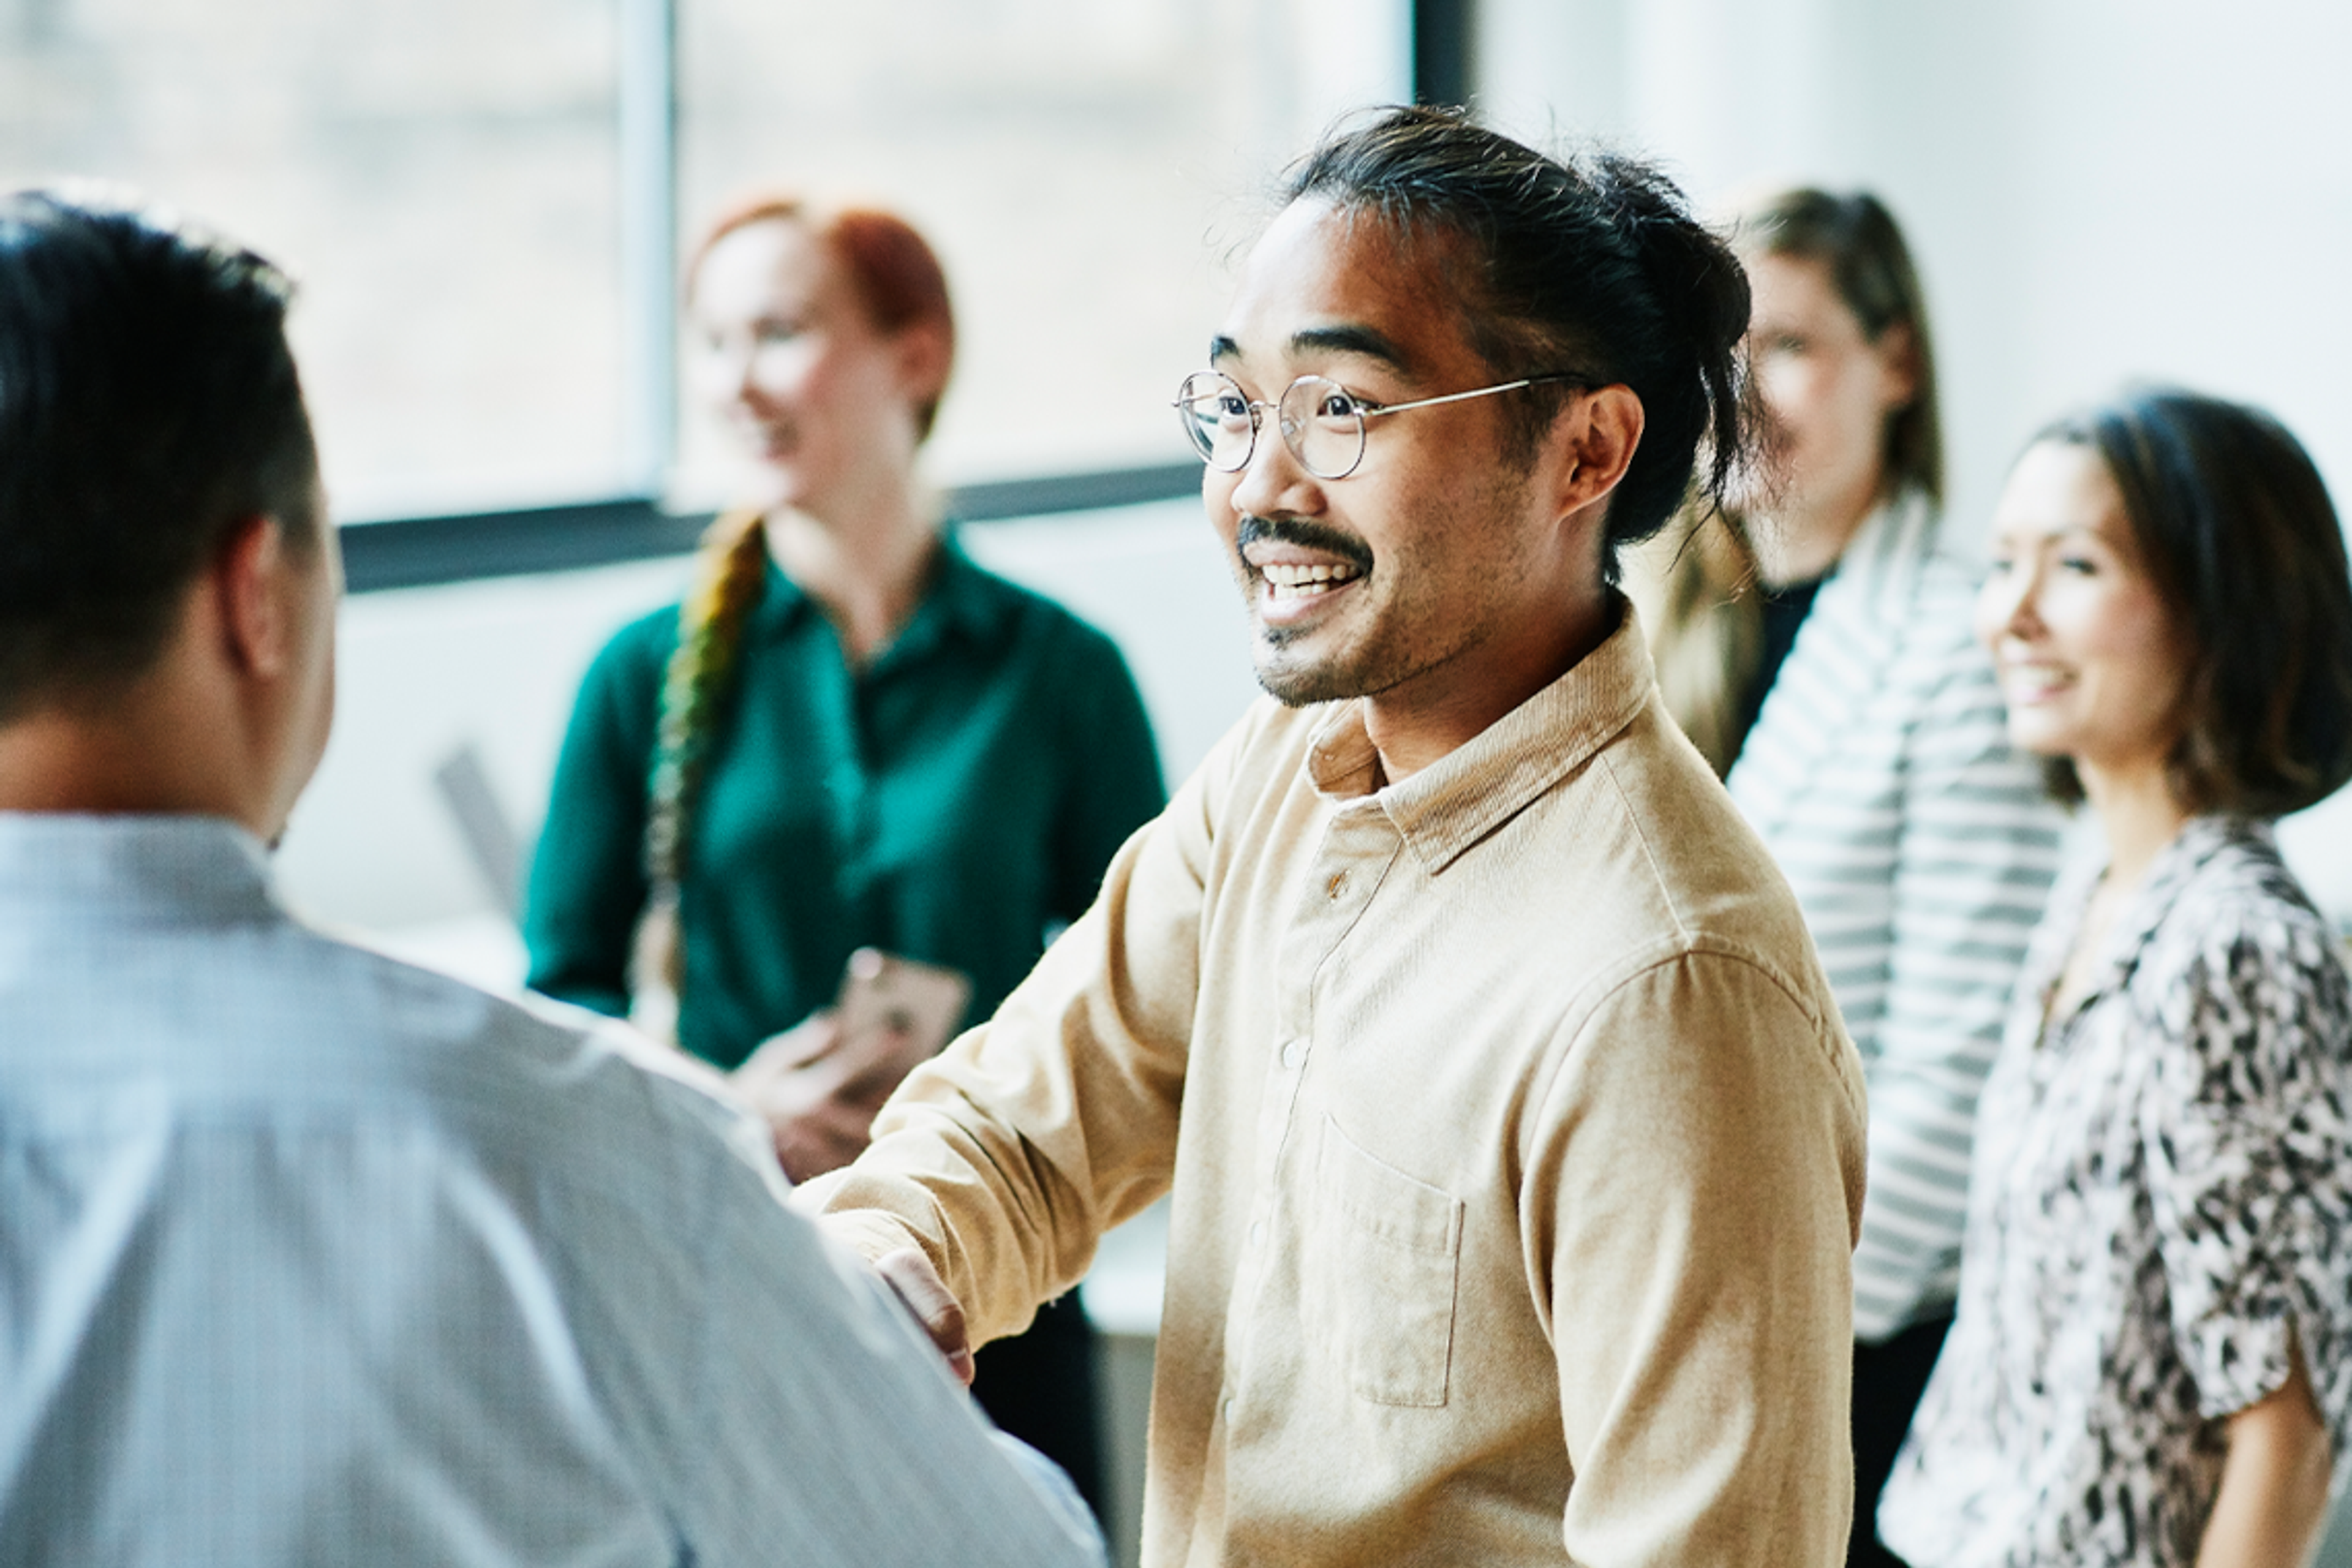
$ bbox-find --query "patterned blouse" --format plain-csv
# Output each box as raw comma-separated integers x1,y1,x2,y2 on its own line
1879,816,2352,1568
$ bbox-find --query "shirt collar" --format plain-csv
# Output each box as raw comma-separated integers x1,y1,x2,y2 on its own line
1304,596,1657,875
2045,815,2267,1023
0,812,280,924
747,527,1014,658
1823,488,1937,613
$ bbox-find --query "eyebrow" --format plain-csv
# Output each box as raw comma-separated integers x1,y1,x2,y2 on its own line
1291,324,1412,372
1207,324,1417,377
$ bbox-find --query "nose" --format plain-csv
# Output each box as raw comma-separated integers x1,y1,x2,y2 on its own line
725,340,763,405
1226,412,1323,521
690,334,755,414
1978,551,2045,652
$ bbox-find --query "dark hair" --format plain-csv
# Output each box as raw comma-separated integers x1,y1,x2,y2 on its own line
688,194,956,440
2034,388,2352,817
1281,105,1752,566
1740,186,1942,507
0,190,318,720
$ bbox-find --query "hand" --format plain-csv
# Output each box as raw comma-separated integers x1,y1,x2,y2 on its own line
874,1246,975,1386
733,1011,916,1182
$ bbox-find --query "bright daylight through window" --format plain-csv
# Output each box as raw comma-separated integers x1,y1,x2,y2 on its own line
1,0,1407,533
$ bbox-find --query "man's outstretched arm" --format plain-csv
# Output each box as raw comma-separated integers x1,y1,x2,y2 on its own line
793,707,1255,1348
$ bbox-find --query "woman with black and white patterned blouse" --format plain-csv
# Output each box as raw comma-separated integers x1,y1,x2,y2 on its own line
1878,388,2352,1568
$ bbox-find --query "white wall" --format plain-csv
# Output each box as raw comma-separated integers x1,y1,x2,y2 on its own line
276,499,1261,950
1473,0,2352,917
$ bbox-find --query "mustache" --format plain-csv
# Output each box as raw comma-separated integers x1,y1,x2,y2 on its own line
1234,514,1374,574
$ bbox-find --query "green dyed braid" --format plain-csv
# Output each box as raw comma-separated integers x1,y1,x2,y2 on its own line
640,509,772,991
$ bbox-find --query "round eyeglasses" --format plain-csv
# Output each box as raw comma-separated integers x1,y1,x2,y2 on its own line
1172,368,1589,481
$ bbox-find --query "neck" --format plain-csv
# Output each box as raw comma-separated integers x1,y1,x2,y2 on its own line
1363,590,1618,785
1754,477,1887,588
763,470,940,664
0,612,285,838
0,700,251,827
2078,755,2191,892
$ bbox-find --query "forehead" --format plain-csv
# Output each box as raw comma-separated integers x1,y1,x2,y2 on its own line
1743,250,1853,332
1213,198,1482,386
692,217,836,317
1996,440,2129,537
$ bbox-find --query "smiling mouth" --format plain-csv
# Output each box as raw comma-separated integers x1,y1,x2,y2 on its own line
1259,560,1365,600
1234,516,1373,612
2000,663,2075,702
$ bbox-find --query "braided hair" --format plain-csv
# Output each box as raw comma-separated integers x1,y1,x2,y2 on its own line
636,509,773,992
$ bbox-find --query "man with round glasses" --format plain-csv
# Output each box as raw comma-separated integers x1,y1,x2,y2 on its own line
804,107,1867,1567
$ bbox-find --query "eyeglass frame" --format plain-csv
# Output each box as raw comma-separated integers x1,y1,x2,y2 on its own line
1172,367,1593,481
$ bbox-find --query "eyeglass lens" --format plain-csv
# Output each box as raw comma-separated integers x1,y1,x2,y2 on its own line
1174,372,1367,480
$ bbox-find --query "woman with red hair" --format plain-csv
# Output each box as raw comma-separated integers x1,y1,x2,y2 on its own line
524,197,1164,1515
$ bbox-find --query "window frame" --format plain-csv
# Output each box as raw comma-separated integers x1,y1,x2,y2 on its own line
339,0,1461,594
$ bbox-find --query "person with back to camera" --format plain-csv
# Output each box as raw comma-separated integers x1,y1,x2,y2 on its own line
796,105,1870,1567
0,188,1104,1567
522,194,1165,1509
1877,388,2352,1568
1628,187,2066,1564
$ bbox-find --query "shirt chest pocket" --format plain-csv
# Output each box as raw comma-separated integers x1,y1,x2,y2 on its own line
1301,1114,1465,1408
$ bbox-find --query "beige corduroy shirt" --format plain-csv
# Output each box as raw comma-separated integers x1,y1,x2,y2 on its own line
803,606,1869,1567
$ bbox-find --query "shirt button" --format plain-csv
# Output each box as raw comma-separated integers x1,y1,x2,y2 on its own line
1222,1396,1235,1425
1249,1219,1265,1247
1280,1039,1305,1071
1325,872,1348,899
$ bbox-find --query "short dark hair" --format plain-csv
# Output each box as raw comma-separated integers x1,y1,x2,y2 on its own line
2035,388,2352,817
1281,106,1752,570
1739,186,1942,508
0,190,318,720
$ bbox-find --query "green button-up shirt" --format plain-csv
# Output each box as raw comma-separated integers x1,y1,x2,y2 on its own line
524,538,1167,1070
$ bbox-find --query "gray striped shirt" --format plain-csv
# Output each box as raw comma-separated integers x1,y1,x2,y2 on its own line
1728,497,2067,1340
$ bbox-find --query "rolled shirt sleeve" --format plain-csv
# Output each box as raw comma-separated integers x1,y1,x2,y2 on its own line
2144,900,2352,1445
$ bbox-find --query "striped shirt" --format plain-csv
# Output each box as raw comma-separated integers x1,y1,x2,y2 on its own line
1727,497,2067,1341
0,813,1104,1567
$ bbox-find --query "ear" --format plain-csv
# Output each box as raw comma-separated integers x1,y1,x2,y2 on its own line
891,318,953,417
1546,384,1647,522
213,514,295,679
1873,321,1920,413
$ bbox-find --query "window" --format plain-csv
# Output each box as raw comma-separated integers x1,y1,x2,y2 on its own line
2,0,1409,531
1,0,633,521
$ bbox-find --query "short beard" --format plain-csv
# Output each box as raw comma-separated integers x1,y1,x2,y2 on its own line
1254,644,1360,708
1232,514,1378,707
1238,459,1537,709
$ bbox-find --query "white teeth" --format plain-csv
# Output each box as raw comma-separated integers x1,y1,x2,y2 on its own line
1258,561,1362,592
2000,665,2073,699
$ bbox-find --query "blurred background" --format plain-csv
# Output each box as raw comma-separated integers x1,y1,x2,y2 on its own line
4,0,2345,941
7,1,2352,1559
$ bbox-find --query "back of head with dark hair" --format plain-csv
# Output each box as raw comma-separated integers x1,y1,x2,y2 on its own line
0,190,317,721
2038,387,2352,817
1281,105,1753,571
1740,186,1942,507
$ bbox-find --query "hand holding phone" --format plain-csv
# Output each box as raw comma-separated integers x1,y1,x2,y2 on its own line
733,949,973,1182
832,947,973,1076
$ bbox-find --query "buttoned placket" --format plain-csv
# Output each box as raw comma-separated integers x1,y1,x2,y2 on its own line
810,600,956,914
1216,794,1403,1438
